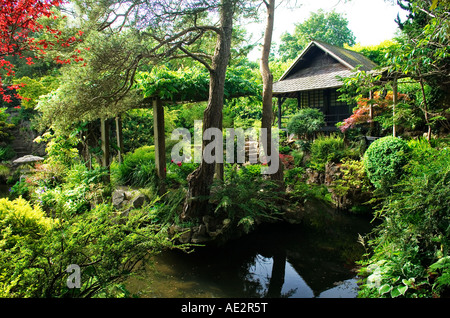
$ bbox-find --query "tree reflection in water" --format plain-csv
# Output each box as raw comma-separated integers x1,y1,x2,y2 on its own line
126,212,374,298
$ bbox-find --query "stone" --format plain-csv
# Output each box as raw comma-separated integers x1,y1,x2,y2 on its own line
12,155,44,165
112,190,126,208
131,194,146,208
306,168,324,184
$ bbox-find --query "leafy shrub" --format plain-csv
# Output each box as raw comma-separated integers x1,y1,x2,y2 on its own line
363,136,410,189
23,163,110,217
211,165,284,233
308,134,347,172
0,200,175,297
0,146,16,161
9,179,32,199
0,108,15,145
116,146,158,188
287,108,324,140
165,160,199,188
358,145,450,298
284,166,304,185
331,158,372,211
0,197,55,243
279,145,291,154
34,131,79,167
291,149,304,166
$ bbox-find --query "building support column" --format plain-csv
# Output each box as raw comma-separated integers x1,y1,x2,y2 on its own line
277,96,282,130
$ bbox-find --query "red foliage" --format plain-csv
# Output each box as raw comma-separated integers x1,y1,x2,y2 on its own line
0,0,85,102
339,91,409,132
279,153,294,169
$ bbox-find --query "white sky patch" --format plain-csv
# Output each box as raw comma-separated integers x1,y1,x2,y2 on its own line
247,0,409,61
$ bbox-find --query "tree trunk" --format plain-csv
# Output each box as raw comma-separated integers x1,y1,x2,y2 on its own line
260,0,284,185
182,0,235,220
419,78,432,141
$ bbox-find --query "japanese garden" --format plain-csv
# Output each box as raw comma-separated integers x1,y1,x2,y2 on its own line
0,0,449,300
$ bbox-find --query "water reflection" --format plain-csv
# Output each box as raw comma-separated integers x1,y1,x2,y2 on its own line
127,212,374,298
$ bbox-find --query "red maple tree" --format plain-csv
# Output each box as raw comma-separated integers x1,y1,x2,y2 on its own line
339,91,409,132
0,0,84,102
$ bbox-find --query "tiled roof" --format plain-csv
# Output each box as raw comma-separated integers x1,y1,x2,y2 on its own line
273,41,378,95
273,63,352,94
314,40,378,72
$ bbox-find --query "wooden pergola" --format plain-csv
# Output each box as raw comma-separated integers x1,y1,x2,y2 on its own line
99,68,261,186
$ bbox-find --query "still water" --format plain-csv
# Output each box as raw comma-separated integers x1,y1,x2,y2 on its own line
127,211,375,298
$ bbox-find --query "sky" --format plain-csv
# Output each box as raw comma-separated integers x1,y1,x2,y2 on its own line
247,0,409,61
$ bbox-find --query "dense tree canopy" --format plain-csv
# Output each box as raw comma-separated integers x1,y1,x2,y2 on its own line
0,0,85,102
278,9,356,62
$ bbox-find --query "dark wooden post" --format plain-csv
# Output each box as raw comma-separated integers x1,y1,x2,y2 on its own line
369,90,374,134
115,115,124,164
277,96,282,130
153,97,166,185
100,118,111,183
392,76,398,137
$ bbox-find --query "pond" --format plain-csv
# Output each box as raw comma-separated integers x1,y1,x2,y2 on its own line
127,209,375,298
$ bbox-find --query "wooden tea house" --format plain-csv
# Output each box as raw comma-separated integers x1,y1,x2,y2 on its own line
273,40,378,131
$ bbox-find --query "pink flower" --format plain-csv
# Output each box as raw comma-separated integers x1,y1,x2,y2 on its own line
177,161,182,167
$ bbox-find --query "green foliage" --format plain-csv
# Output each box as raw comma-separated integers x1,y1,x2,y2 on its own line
147,187,187,226
278,9,356,62
165,161,199,188
308,134,347,172
0,200,175,297
284,166,304,186
287,108,325,140
358,144,450,298
121,109,154,153
0,146,16,162
363,136,410,189
0,108,15,146
347,40,400,66
9,179,31,200
34,131,80,167
210,164,284,234
0,197,55,243
331,158,372,210
135,65,260,103
36,165,109,217
115,146,158,189
13,76,59,110
35,30,144,135
289,181,332,206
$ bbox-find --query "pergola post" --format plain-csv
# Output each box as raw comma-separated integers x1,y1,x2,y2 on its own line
100,117,111,183
153,97,166,185
115,114,124,164
392,76,398,137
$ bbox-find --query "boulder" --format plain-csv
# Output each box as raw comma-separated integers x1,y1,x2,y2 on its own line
112,190,127,208
131,194,146,208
